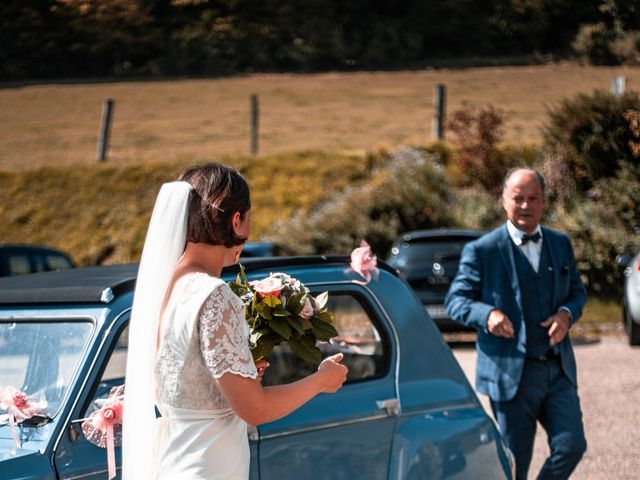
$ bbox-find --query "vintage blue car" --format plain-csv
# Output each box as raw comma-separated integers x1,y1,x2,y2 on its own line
0,256,514,479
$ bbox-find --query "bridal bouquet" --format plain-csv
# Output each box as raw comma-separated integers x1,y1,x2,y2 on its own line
228,266,338,365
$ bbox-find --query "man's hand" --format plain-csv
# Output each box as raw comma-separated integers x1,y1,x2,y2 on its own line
487,309,515,338
542,310,571,346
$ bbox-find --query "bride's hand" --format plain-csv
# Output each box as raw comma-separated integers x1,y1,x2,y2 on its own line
255,359,269,382
317,353,348,393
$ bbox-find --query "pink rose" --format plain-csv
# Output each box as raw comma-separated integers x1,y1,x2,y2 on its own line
299,297,314,319
100,406,119,423
350,240,379,285
12,392,29,410
251,277,285,298
92,397,124,431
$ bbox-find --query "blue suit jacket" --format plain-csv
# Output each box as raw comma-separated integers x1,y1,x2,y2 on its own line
444,224,587,401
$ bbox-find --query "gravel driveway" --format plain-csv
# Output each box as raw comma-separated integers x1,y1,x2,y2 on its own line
450,335,640,479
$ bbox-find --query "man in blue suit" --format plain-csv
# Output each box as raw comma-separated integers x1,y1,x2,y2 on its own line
445,167,587,479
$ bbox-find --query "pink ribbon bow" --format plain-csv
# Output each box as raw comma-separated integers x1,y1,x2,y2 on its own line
0,386,48,448
82,385,124,480
349,240,380,285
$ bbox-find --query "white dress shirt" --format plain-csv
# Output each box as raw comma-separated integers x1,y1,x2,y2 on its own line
506,221,543,273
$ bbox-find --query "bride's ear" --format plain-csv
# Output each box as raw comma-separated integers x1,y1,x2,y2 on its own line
231,211,242,234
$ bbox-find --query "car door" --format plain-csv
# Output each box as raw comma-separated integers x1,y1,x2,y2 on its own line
53,312,262,480
257,286,397,480
54,314,129,479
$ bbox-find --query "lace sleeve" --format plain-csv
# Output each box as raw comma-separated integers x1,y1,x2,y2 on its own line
198,285,258,380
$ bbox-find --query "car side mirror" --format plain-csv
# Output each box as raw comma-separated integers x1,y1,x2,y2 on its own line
616,254,632,269
68,418,86,442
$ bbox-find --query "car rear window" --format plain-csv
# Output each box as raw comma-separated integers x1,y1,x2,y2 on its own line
389,238,472,266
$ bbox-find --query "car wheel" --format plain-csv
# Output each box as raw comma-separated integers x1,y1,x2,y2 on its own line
625,308,640,346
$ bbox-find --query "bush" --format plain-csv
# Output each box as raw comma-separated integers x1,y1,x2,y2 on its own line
542,90,640,295
549,162,640,296
543,89,640,193
446,102,519,195
265,146,455,256
448,187,502,231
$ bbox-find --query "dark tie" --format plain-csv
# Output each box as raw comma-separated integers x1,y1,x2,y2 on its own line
521,232,541,245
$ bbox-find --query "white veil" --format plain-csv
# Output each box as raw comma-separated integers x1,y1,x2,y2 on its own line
122,181,192,480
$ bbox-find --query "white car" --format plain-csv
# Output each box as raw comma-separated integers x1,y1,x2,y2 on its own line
619,251,640,345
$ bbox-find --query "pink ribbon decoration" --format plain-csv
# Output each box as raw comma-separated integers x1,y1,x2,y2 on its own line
0,386,48,448
82,385,124,480
349,240,380,285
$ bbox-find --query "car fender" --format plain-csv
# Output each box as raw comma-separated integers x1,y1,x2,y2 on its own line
625,262,640,325
387,408,512,479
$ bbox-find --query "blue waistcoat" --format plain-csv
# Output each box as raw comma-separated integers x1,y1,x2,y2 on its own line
512,241,554,357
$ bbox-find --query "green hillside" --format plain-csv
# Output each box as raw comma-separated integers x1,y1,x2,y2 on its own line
0,150,369,266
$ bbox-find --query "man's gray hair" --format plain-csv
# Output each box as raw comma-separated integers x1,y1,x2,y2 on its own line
502,167,545,196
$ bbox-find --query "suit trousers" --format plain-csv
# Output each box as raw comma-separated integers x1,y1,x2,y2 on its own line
490,355,587,480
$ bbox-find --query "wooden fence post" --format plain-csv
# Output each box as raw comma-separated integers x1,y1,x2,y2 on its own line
432,84,446,140
97,98,114,162
611,76,626,97
250,94,259,155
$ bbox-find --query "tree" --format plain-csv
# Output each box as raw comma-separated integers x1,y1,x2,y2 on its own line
0,0,76,79
64,0,161,76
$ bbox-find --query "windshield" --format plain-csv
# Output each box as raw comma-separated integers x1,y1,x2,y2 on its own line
0,321,93,420
388,239,472,267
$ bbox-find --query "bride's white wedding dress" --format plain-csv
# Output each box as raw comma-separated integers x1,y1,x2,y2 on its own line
153,273,258,479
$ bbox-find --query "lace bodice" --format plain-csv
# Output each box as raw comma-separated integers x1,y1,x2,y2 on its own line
155,274,257,411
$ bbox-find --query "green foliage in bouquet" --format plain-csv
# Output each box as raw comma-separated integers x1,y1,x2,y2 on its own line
228,266,338,365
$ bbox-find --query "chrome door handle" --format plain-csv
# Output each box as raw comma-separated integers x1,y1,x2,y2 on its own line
376,398,400,416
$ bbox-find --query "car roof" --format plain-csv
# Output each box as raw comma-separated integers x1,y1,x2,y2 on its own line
0,256,397,305
397,229,484,242
0,243,72,255
0,263,139,305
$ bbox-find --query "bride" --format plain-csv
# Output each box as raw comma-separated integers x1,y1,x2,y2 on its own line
122,163,348,479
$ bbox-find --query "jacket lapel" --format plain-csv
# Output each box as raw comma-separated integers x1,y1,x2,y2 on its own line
542,226,559,308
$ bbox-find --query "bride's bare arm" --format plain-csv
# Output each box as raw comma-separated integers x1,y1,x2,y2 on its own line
216,353,348,426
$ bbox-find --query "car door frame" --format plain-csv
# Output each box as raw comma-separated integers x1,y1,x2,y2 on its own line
53,307,130,480
255,281,401,480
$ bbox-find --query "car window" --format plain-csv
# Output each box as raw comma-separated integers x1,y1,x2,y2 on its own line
0,320,94,416
32,254,48,273
262,293,387,386
83,293,388,409
7,254,31,275
46,254,73,271
83,325,128,417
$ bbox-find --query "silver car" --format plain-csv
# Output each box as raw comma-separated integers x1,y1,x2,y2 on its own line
619,251,640,345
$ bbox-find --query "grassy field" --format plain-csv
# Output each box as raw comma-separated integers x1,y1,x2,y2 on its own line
574,297,623,337
2,64,640,170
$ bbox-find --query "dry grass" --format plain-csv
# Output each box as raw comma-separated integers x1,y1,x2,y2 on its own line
2,64,640,170
0,152,370,265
